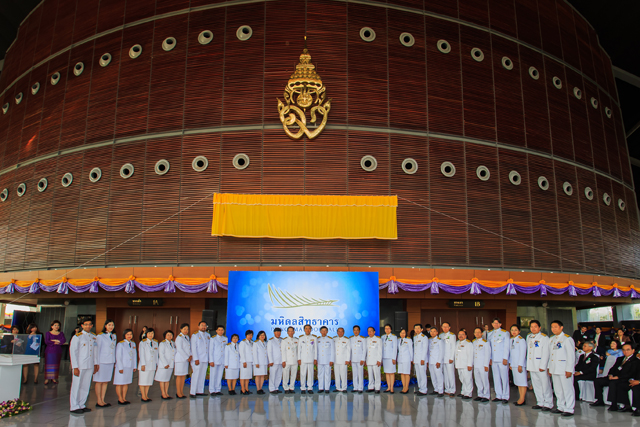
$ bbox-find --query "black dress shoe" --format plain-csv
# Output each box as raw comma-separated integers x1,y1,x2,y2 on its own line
532,405,542,409
541,407,551,412
384,390,391,393
561,412,574,417
492,398,501,402
481,398,490,402
257,390,265,395
229,391,236,395
632,410,640,417
96,403,108,407
176,395,187,399
456,394,463,397
437,394,444,397
462,396,471,400
270,391,278,394
318,390,324,393
301,390,307,394
162,396,171,400
277,390,283,393
400,391,408,394
417,392,428,396
325,390,330,394
608,406,619,412
621,405,634,413
190,394,197,398
308,390,314,394
71,409,84,414
375,390,381,394
117,401,127,406
333,390,340,393
473,397,482,401
105,403,112,407
551,408,562,414
358,391,363,394
81,408,91,412
502,399,509,404
429,391,439,395
124,401,131,405
366,389,374,393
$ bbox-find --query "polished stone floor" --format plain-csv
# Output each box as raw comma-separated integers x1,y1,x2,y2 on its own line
5,363,639,426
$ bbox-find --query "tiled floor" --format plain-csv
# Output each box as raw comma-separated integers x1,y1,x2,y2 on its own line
5,363,640,426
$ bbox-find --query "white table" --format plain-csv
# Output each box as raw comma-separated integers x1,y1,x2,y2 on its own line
0,355,40,402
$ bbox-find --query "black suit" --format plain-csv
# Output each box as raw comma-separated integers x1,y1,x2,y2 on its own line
574,352,601,396
594,356,639,407
593,333,607,349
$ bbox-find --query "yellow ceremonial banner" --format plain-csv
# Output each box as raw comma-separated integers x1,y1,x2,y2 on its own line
211,193,398,240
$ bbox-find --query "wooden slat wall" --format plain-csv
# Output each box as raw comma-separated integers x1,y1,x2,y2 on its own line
4,165,35,270
0,171,16,271
24,159,56,270
519,48,551,154
573,10,596,83
3,75,30,168
600,87,621,180
72,0,99,44
553,162,585,272
612,181,634,277
459,0,488,27
425,0,458,19
585,80,609,175
515,0,541,49
488,0,517,38
576,168,606,275
566,69,593,168
596,174,621,274
544,58,573,161
37,51,71,157
19,63,47,162
555,1,581,71
491,37,525,147
537,0,563,60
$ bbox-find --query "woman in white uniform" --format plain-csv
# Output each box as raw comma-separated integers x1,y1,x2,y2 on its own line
252,331,268,394
114,329,137,405
239,330,254,395
382,324,398,393
509,324,527,406
156,330,176,399
174,323,191,399
138,328,158,402
225,334,240,395
94,319,116,407
396,328,413,394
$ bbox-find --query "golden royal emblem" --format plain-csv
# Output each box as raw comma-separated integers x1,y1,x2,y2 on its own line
277,42,331,140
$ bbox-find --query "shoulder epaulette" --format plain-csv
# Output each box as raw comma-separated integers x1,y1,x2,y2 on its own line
482,339,487,342
161,340,166,343
466,339,472,342
541,333,547,337
227,342,233,346
90,332,96,335
119,340,125,343
76,332,82,337
564,333,570,337
500,328,507,332
142,338,147,342
391,333,396,336
313,334,318,337
299,335,304,338
269,337,274,340
153,339,158,342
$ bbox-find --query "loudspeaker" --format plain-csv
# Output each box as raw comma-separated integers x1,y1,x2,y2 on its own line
394,311,408,334
202,310,217,330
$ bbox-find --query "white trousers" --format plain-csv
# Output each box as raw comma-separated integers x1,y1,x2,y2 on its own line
530,370,554,408
269,364,283,391
367,365,381,390
492,362,510,400
190,362,207,395
429,363,444,393
318,364,331,390
282,363,297,390
209,364,224,393
335,363,348,391
458,368,473,397
552,373,575,414
415,361,428,393
300,363,314,390
474,367,490,399
352,362,365,391
443,361,456,394
70,369,93,411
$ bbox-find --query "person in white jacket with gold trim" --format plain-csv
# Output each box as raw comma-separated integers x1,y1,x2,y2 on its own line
155,330,176,400
366,327,382,393
69,319,98,414
527,319,552,411
138,329,158,402
454,329,474,399
548,320,576,416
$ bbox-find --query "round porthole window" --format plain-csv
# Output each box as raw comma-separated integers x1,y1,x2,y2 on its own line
618,199,626,211
605,107,612,118
361,155,377,172
15,92,23,105
441,161,456,178
437,39,451,54
590,97,598,109
162,37,176,51
552,76,562,89
399,32,414,47
2,103,9,114
509,170,521,186
470,48,484,62
360,27,376,42
603,192,611,206
236,26,253,41
573,87,582,100
73,62,84,76
401,158,418,174
51,72,61,85
120,163,134,179
538,176,549,191
476,165,490,181
37,178,48,192
89,167,102,183
31,82,40,95
155,159,170,175
192,156,208,172
233,153,250,170
0,189,8,202
501,56,513,70
61,172,73,187
563,181,573,196
17,183,26,197
198,30,213,45
99,53,112,67
528,66,539,80
129,44,143,59
584,186,594,200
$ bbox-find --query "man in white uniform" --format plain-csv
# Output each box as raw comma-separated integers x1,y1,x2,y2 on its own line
298,324,317,394
190,321,210,397
472,326,491,402
317,326,335,393
366,326,382,393
413,323,429,395
548,320,575,416
281,326,298,393
350,325,367,393
526,319,553,411
428,327,444,396
268,327,283,394
489,317,510,403
334,328,351,392
439,322,457,396
69,319,99,414
208,325,227,396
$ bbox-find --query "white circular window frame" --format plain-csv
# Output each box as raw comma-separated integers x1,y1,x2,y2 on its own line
603,192,611,206
233,153,250,170
528,66,539,80
584,186,594,200
0,189,8,202
605,107,612,118
618,199,626,211
61,172,73,187
509,170,521,186
99,53,112,67
537,176,549,191
89,167,102,183
155,159,170,175
399,32,415,47
17,183,26,197
129,44,143,59
437,39,451,54
14,92,23,105
552,76,562,89
441,161,456,178
1,103,8,114
192,156,209,172
562,181,573,196
237,26,253,41
573,87,582,100
360,155,377,172
31,82,40,95
401,158,418,174
162,37,176,52
198,30,213,45
51,72,61,85
37,178,48,192
590,97,599,109
120,163,135,179
360,27,376,42
501,56,513,70
73,62,84,76
470,48,484,62
476,166,490,181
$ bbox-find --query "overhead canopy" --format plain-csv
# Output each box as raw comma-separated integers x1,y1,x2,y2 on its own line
211,193,398,240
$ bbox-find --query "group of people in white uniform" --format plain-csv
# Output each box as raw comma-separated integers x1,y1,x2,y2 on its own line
68,316,577,418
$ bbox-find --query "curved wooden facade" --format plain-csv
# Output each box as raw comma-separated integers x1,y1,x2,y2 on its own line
0,0,637,278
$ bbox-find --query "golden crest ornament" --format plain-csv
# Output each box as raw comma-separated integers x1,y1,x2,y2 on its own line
277,43,331,140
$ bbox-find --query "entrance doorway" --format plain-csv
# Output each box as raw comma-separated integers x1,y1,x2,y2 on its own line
109,308,190,343
421,309,505,334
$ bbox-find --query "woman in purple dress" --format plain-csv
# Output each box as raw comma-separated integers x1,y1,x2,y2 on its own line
44,320,66,384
